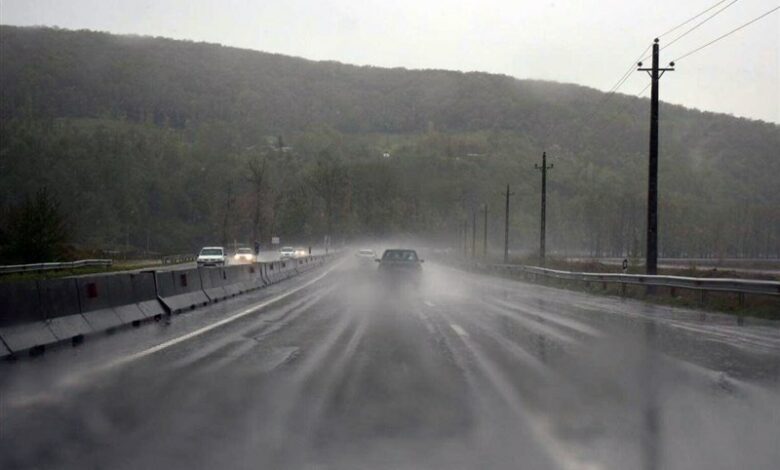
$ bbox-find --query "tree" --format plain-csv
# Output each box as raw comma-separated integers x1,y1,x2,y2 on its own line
3,188,68,263
309,153,349,243
246,153,268,244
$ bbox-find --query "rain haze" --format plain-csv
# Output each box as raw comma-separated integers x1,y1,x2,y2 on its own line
2,0,779,122
0,1,779,470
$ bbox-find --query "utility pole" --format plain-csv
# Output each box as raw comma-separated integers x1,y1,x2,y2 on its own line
502,184,515,263
463,219,468,257
534,152,553,264
471,210,477,258
482,204,488,258
638,39,674,277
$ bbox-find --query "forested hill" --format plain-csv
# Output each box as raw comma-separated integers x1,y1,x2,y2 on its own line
1,25,778,260
1,25,620,135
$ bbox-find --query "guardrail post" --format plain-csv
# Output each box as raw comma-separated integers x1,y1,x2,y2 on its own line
699,290,707,306
737,292,745,308
621,283,626,297
669,287,676,298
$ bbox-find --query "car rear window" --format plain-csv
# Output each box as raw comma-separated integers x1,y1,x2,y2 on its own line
382,250,418,261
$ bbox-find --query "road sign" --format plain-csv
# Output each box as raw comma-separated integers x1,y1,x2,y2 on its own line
271,236,280,245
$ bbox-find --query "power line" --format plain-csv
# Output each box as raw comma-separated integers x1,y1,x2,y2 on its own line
640,0,741,63
663,0,740,50
637,82,651,97
608,45,653,94
576,44,652,126
674,5,780,62
539,44,648,146
658,0,732,38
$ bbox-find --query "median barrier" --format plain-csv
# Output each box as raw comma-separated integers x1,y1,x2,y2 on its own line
105,274,148,323
235,265,256,293
266,261,281,284
200,267,230,302
132,272,167,318
222,266,246,297
280,260,295,279
40,277,94,344
1,252,335,356
279,260,295,280
156,268,210,313
246,264,265,290
76,276,125,331
0,280,58,355
76,273,159,328
259,263,271,285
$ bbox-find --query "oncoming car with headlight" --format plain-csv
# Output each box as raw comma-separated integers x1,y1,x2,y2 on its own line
279,246,296,259
233,247,255,264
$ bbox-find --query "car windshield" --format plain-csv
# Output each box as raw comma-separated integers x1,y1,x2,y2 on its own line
281,247,294,252
382,250,417,261
359,250,374,255
200,248,222,256
237,248,252,254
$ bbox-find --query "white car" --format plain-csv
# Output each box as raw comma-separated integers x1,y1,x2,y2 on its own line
356,249,376,263
197,246,226,267
279,246,296,259
233,247,255,264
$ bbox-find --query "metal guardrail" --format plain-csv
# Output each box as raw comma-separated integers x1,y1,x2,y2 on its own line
0,259,113,275
468,262,780,297
161,254,197,265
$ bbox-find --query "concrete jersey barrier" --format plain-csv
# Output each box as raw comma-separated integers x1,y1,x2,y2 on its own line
77,272,164,329
37,277,93,346
200,267,230,302
0,280,59,354
155,268,210,313
1,252,335,356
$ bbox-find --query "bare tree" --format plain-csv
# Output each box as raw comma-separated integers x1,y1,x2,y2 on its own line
220,182,235,247
246,154,268,244
309,154,349,245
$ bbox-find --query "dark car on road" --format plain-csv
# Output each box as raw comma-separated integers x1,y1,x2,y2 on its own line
376,249,424,279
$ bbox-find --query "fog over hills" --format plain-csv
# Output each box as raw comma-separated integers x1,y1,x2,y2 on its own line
1,26,778,258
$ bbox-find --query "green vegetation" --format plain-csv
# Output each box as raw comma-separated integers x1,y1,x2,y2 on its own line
1,187,69,263
1,26,778,263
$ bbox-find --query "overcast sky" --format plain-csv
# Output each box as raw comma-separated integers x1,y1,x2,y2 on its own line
2,0,778,123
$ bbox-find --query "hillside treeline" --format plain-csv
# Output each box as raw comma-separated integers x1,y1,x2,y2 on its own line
1,26,778,260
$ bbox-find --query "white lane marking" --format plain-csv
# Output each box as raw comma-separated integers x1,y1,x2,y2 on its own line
449,323,469,337
6,261,343,410
100,262,340,371
423,300,436,307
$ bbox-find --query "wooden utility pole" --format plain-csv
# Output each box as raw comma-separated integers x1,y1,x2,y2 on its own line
638,39,674,276
471,210,477,258
535,152,553,264
463,219,468,257
502,185,514,263
483,204,488,258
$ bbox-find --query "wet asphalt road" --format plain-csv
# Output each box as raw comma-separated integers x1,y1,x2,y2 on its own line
1,258,779,470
